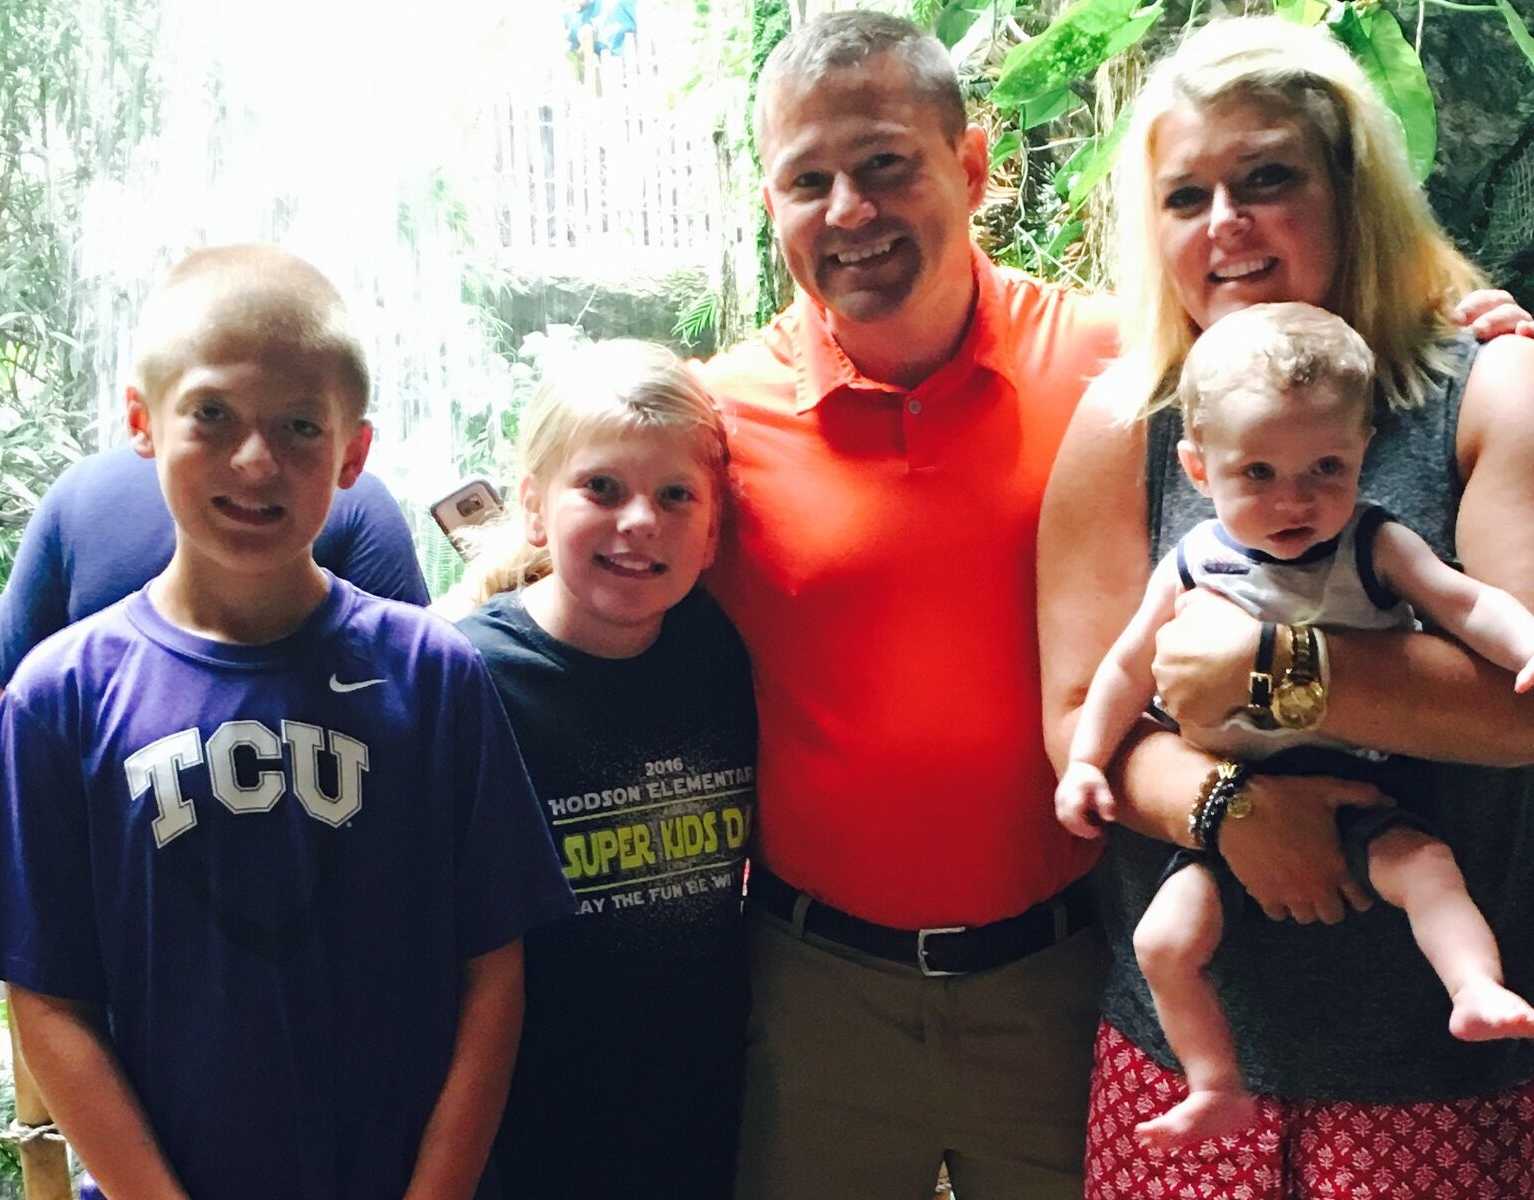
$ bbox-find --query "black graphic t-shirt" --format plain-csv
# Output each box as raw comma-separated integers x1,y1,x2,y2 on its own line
460,588,757,1197
460,587,756,974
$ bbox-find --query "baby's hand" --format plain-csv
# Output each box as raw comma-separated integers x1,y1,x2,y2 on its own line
1055,760,1117,839
1516,656,1534,695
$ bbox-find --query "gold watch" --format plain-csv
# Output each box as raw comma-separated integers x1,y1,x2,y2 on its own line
1271,624,1327,730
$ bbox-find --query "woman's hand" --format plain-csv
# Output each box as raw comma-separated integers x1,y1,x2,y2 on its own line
1219,773,1392,924
1455,289,1534,341
1151,590,1261,729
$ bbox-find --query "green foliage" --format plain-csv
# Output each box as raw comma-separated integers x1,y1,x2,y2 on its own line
750,0,794,323
1330,3,1437,180
1494,0,1534,70
672,289,720,347
0,992,16,1190
934,0,993,46
963,0,1520,286
989,0,1162,114
0,0,160,588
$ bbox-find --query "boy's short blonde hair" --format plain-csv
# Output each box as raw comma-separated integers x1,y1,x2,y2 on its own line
1177,302,1375,437
131,244,370,419
440,340,728,617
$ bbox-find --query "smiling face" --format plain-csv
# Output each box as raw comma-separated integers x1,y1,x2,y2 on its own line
127,343,371,591
521,425,719,658
758,52,986,334
1179,381,1371,559
1152,96,1343,333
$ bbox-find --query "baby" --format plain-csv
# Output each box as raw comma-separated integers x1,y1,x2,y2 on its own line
1056,302,1534,1151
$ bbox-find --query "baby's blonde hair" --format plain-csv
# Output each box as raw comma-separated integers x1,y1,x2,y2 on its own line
1178,302,1375,438
1110,15,1483,423
439,340,728,618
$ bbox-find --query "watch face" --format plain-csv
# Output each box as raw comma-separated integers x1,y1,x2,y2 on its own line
1273,680,1327,729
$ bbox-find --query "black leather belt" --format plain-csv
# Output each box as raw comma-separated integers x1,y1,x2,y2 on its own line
749,867,1096,977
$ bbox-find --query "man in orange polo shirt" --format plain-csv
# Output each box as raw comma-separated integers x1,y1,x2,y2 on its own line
700,11,1119,1198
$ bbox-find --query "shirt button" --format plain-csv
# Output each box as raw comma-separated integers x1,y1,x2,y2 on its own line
907,399,923,415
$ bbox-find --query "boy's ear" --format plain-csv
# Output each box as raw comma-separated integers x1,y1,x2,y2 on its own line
335,420,373,490
125,387,156,458
519,475,548,548
1177,437,1213,497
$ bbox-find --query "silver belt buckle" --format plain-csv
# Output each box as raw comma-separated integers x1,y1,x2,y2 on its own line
916,925,967,977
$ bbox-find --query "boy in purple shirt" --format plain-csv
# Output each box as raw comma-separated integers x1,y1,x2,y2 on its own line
0,244,573,1200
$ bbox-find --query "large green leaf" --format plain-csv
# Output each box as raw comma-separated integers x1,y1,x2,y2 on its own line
1065,111,1130,210
1020,88,1077,130
990,129,1023,169
936,0,991,49
1044,219,1086,259
1495,0,1534,72
1274,0,1327,26
1100,4,1163,60
991,0,1160,112
1330,5,1436,181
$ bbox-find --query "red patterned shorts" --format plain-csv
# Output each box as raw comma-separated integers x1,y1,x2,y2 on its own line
1085,1022,1534,1200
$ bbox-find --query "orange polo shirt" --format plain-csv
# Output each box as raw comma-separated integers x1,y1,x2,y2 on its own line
702,248,1119,928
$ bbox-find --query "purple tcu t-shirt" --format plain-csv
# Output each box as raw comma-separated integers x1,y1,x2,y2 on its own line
0,577,574,1200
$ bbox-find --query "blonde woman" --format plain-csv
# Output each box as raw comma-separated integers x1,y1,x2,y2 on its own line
1038,17,1534,1198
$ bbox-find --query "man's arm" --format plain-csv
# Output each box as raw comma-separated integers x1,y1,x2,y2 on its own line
319,471,430,606
8,985,188,1200
403,939,526,1200
1455,288,1534,341
0,485,69,686
1151,336,1534,767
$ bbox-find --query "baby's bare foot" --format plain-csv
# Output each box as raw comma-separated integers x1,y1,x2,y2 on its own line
1449,977,1534,1042
1135,1088,1259,1154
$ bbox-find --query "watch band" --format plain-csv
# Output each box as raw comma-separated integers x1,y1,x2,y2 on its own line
1247,621,1278,729
1288,623,1318,683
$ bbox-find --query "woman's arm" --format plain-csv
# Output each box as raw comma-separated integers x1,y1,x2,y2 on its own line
1038,387,1385,923
8,985,189,1200
1151,336,1534,766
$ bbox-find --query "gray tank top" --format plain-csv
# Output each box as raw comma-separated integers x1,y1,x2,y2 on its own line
1099,333,1534,1101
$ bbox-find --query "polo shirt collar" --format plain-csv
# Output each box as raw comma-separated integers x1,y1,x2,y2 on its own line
789,243,1010,414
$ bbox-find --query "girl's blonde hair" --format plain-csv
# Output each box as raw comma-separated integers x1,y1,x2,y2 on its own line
1110,15,1483,422
437,340,728,618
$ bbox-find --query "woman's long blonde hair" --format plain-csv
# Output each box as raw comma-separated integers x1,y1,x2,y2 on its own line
436,340,728,619
1110,15,1483,422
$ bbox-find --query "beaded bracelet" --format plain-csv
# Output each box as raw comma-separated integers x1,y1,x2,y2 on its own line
1189,760,1251,853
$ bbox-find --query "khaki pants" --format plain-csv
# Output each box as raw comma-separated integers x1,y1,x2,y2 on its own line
736,906,1107,1199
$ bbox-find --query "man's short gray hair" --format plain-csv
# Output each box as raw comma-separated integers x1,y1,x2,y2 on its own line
754,11,966,152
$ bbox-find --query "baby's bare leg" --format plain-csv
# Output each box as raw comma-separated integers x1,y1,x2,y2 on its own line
1132,863,1258,1151
1369,827,1534,1042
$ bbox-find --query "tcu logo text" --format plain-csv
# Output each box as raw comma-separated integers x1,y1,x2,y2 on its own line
124,720,370,848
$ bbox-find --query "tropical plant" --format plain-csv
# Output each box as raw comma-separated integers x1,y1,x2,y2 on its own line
912,0,1534,290
0,0,161,588
0,994,17,1192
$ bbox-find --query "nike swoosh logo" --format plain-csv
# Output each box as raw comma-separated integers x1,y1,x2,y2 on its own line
329,674,385,693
